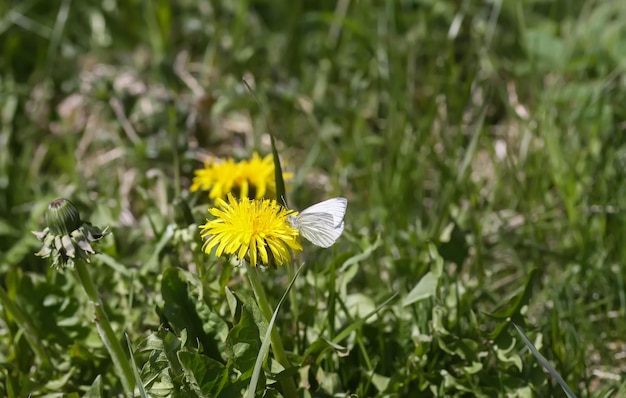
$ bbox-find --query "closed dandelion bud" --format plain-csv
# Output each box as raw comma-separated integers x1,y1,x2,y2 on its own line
33,198,109,270
45,198,82,235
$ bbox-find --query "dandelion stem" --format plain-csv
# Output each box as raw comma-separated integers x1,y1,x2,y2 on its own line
74,260,135,395
245,264,298,398
286,263,300,346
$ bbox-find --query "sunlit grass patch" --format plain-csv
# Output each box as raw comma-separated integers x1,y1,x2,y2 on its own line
2,0,626,397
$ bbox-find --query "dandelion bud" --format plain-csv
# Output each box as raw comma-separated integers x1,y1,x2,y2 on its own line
33,198,109,270
45,198,82,235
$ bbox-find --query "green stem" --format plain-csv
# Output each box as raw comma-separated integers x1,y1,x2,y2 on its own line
0,286,51,369
285,263,301,356
245,264,298,398
75,260,135,395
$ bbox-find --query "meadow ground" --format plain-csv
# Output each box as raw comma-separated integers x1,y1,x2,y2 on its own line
1,1,626,397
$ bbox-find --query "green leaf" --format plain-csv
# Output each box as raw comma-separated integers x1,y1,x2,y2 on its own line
427,243,444,277
231,289,269,341
301,338,348,366
178,351,229,397
523,25,568,72
493,333,523,372
402,271,439,306
160,268,222,362
485,268,538,340
368,370,390,393
224,304,261,381
83,375,103,398
44,367,75,390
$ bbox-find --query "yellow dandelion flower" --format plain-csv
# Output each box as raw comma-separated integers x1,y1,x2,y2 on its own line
199,193,302,267
190,152,293,200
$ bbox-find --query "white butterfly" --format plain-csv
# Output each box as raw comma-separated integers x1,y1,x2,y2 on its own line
289,197,347,248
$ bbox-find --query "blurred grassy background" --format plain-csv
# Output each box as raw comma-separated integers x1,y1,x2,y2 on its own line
2,0,626,396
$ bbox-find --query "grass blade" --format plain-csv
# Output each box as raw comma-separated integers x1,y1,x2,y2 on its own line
246,263,304,398
513,323,578,398
125,333,148,398
242,78,287,205
270,133,287,206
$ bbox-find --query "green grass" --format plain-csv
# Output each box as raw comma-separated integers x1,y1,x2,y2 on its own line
2,0,626,396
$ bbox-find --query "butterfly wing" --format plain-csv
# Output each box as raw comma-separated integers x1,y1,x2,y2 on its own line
299,197,347,227
296,212,343,248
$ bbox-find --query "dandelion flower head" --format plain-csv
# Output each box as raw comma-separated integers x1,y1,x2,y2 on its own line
191,152,292,200
200,194,302,267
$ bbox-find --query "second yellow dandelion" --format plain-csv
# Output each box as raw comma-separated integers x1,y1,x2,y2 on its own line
191,152,292,201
